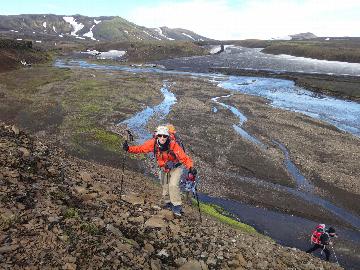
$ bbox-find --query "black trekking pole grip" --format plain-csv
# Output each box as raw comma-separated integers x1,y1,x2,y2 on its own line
194,186,202,223
120,130,132,200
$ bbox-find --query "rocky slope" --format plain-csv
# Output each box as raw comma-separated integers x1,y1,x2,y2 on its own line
0,38,49,72
0,14,211,43
0,123,343,269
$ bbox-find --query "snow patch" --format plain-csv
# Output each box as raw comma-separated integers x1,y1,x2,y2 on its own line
43,22,47,28
124,30,129,34
76,37,85,40
94,19,101,24
53,26,57,33
81,49,126,59
59,34,63,38
83,25,96,40
182,33,195,40
32,31,35,34
63,16,84,36
154,28,174,40
210,45,222,54
143,30,161,40
10,30,19,33
325,37,330,41
36,40,42,43
16,39,22,41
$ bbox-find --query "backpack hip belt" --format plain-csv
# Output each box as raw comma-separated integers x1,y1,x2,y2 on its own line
162,162,181,172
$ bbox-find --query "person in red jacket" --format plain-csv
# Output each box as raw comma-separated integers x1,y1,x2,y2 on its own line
123,125,197,217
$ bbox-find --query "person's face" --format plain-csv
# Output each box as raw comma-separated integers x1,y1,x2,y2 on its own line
157,134,168,144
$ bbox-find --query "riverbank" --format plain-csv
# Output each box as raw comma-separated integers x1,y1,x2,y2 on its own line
210,67,360,102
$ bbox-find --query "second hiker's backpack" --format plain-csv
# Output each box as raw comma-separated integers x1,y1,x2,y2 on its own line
311,224,325,245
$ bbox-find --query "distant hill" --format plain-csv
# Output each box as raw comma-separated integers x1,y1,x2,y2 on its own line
290,32,317,40
271,32,317,41
0,14,212,43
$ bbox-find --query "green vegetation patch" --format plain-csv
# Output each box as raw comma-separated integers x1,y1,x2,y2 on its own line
198,201,258,235
64,207,80,219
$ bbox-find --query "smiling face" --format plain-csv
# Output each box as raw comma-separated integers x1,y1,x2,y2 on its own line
157,134,169,144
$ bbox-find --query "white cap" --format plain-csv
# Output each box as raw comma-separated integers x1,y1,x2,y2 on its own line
155,125,169,136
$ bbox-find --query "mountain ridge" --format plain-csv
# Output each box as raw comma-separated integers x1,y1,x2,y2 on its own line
0,14,212,43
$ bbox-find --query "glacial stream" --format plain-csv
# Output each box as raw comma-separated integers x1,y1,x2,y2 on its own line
55,59,360,268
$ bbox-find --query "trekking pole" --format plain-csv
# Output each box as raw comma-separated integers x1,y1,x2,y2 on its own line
194,185,202,223
120,130,133,200
330,242,339,265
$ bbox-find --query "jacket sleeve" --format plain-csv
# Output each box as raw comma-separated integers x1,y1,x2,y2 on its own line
172,142,193,169
128,138,155,154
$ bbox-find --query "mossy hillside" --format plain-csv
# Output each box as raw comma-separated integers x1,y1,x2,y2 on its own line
95,17,139,41
58,72,163,157
196,202,268,238
0,66,71,96
94,40,207,63
0,65,163,160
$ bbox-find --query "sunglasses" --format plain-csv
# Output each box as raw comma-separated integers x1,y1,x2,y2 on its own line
157,134,169,138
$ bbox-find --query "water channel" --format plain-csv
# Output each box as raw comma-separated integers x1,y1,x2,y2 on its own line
55,58,360,268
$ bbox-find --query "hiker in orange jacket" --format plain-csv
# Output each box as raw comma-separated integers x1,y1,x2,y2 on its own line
123,125,197,217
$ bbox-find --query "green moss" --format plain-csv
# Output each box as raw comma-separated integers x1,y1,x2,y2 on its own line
64,208,80,219
80,222,100,235
93,128,121,152
198,202,258,235
0,213,18,231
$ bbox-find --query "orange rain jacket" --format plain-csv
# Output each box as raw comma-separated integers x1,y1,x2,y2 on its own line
128,138,193,170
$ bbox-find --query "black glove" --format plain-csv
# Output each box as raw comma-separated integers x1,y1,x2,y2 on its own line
189,167,197,176
122,141,129,151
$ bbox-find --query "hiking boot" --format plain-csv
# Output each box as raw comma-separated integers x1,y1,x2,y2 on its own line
163,202,173,210
172,205,182,217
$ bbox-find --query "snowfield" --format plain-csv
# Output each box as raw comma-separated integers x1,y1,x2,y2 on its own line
63,16,84,36
81,49,126,59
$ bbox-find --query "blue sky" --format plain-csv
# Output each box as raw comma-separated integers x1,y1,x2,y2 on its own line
2,0,360,39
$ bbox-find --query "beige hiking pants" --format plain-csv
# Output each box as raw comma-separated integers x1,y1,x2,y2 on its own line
159,166,183,206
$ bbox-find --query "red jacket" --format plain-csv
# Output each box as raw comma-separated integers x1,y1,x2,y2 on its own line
128,138,193,170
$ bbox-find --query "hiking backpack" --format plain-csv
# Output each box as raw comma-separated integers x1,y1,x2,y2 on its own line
310,224,326,245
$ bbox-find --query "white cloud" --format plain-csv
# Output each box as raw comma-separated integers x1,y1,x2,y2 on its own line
125,0,360,40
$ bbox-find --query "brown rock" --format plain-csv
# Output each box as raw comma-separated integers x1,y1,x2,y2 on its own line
169,223,181,234
128,216,144,224
64,256,77,263
206,257,217,266
0,244,19,253
8,170,20,178
12,125,20,135
47,166,58,177
74,186,87,195
144,216,167,229
18,147,30,158
122,193,145,205
179,260,204,270
79,171,92,182
228,260,240,268
63,262,77,270
106,224,123,238
236,253,247,267
150,259,161,270
175,257,187,267
164,211,175,221
144,243,155,253
81,193,98,201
